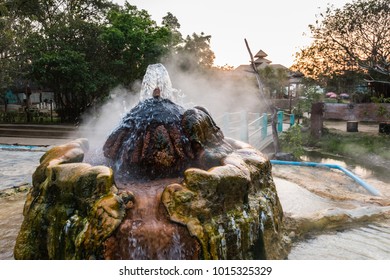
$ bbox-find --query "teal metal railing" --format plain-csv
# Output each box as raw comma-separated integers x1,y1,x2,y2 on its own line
217,110,295,150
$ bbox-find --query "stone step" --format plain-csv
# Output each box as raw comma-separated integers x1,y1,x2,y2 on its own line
0,124,79,139
0,124,77,131
0,129,72,139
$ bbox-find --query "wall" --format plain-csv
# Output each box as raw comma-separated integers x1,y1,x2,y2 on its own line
324,103,390,122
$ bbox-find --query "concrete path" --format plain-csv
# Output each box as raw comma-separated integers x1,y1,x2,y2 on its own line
0,136,71,146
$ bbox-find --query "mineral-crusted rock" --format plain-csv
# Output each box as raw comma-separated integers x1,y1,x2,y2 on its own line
103,99,233,179
14,139,130,260
14,103,287,260
162,138,287,259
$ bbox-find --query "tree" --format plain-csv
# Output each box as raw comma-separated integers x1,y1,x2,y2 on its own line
100,3,174,85
0,1,34,90
7,0,113,25
31,50,96,121
293,80,323,124
162,12,182,48
258,66,289,99
293,0,390,82
175,32,216,72
18,0,114,122
0,3,15,88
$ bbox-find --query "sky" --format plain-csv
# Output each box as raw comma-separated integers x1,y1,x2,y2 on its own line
114,0,352,68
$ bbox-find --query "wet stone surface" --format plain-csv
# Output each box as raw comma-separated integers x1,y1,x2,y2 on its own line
0,150,45,191
0,191,28,259
103,98,233,179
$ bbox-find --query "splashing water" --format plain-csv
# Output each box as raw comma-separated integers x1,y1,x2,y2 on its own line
102,179,199,260
139,63,177,102
218,224,228,260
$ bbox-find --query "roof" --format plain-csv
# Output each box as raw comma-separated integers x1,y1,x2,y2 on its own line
234,49,293,77
234,64,256,73
254,57,272,65
254,50,268,58
269,64,288,70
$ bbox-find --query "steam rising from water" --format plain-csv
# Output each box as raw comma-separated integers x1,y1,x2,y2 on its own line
165,62,265,117
80,85,140,151
80,59,265,152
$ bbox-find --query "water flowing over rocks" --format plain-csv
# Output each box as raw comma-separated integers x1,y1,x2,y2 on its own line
103,97,233,179
13,64,288,260
162,139,286,259
14,111,287,259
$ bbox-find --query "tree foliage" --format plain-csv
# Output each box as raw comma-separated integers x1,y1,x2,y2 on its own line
258,66,289,98
292,0,390,82
162,12,182,48
0,0,217,122
175,32,216,72
17,0,115,121
280,124,304,159
293,80,323,121
100,3,173,85
0,0,34,88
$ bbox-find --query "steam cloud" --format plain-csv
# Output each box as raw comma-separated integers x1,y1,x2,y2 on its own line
79,55,266,153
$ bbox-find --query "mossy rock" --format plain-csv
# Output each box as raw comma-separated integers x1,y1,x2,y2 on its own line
14,139,131,260
14,138,287,260
162,140,287,260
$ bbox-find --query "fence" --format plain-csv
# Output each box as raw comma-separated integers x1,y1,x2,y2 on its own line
217,111,295,150
0,102,58,123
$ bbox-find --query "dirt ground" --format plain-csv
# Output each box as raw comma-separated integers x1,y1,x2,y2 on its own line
324,120,382,135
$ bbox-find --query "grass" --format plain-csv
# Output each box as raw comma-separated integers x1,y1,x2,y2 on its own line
304,128,390,161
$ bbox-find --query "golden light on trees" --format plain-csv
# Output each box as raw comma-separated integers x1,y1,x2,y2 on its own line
292,0,389,82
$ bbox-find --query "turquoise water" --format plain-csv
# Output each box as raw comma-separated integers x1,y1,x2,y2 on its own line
0,144,48,152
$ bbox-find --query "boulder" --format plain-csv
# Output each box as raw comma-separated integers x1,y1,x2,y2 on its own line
14,139,131,260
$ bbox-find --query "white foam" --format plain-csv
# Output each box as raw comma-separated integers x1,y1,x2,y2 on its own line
139,63,178,102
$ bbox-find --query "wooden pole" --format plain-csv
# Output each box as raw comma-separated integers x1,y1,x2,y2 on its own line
244,38,280,154
310,102,324,139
